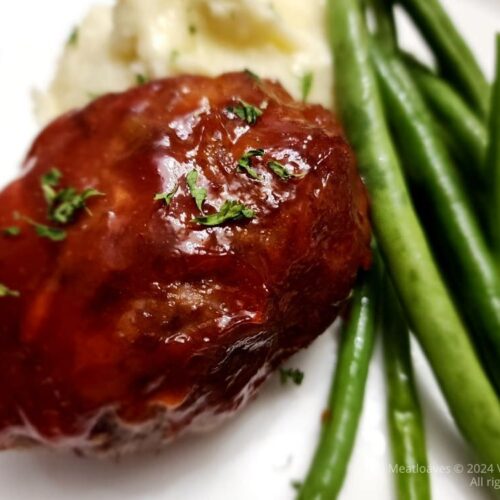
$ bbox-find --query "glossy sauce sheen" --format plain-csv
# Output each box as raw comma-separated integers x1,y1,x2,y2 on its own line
0,73,371,454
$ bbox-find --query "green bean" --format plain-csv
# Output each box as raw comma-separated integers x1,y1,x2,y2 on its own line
364,0,396,51
406,58,488,179
396,0,490,118
298,269,378,500
486,34,500,256
371,44,500,393
329,0,500,472
371,4,488,208
369,0,486,174
382,276,431,500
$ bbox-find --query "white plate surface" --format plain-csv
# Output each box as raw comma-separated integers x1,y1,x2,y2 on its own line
0,1,499,499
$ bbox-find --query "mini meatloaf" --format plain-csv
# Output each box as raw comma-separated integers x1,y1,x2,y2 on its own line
0,72,371,455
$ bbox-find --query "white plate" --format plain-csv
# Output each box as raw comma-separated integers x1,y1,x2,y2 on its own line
0,1,498,499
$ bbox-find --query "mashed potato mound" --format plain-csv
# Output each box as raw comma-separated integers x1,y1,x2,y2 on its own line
36,0,332,124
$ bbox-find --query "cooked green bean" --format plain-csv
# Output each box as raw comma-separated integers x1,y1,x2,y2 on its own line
298,270,378,500
371,44,500,393
382,277,431,500
364,0,396,50
329,0,500,472
486,34,500,256
370,1,487,179
396,0,490,117
406,58,488,178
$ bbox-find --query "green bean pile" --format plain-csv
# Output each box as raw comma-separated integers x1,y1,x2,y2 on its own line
296,0,500,498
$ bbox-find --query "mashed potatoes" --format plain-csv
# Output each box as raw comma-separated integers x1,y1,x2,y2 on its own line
36,0,332,124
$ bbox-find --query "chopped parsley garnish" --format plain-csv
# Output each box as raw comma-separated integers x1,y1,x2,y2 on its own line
12,169,105,242
17,215,67,242
279,368,304,386
301,71,314,102
237,149,264,180
136,73,150,85
40,168,104,225
67,27,79,47
188,24,197,35
267,160,305,181
32,223,67,242
50,188,103,225
154,184,178,206
186,170,207,212
41,168,63,205
244,69,261,82
291,481,303,492
193,200,255,227
228,100,263,125
2,226,21,237
0,283,19,298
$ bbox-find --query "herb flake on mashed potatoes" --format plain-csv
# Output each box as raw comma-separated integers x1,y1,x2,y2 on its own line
35,0,332,124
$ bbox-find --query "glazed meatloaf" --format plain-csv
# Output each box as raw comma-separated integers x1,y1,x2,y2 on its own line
0,72,371,455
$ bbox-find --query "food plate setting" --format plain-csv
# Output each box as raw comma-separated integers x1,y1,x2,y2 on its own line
0,1,499,499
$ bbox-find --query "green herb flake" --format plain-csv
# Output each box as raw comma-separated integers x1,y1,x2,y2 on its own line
227,100,263,125
136,73,150,85
193,200,255,227
67,27,79,47
291,481,303,492
40,169,104,225
279,368,304,386
2,226,21,237
188,24,197,35
267,160,305,181
244,69,261,82
0,283,19,298
50,188,104,225
237,149,264,180
301,71,314,102
16,212,67,242
154,184,179,206
186,170,207,212
41,168,63,205
34,223,67,242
